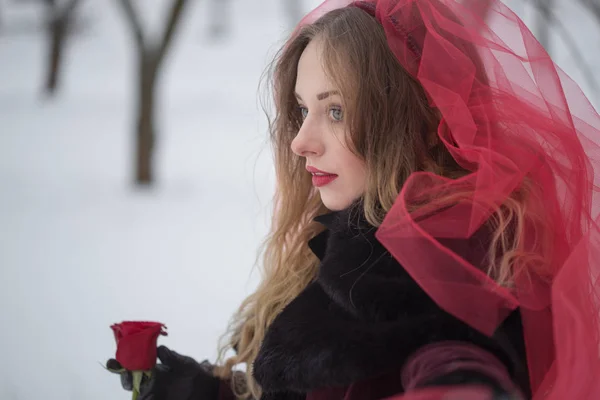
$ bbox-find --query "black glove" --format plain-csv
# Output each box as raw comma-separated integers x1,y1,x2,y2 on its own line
107,345,221,400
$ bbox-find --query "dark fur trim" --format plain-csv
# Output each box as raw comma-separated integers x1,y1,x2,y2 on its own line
253,204,527,396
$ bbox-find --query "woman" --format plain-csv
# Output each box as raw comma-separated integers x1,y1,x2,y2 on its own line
108,1,600,399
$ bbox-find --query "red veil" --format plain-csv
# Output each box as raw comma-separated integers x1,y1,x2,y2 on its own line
297,1,600,399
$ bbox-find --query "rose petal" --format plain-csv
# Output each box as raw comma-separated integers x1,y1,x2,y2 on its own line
110,321,167,370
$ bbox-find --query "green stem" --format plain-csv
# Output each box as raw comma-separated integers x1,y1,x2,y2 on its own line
131,371,143,400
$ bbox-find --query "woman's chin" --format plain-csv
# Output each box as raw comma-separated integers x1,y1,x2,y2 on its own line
319,192,355,212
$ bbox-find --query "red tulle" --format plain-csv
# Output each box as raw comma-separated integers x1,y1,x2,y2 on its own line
299,1,600,399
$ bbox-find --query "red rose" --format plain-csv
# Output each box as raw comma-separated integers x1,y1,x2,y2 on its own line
111,321,167,371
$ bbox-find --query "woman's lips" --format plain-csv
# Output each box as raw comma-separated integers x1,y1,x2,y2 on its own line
306,166,338,187
311,174,338,187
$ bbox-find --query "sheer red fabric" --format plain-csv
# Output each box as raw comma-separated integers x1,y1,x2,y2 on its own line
298,1,600,399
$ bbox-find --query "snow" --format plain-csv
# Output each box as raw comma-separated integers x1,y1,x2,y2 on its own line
0,0,598,399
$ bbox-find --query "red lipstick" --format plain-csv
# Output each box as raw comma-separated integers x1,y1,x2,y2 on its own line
307,166,338,187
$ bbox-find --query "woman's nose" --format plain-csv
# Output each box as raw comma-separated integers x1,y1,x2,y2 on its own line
290,119,324,157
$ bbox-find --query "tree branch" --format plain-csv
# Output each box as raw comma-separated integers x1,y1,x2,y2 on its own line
45,0,79,24
578,0,600,26
62,0,81,18
532,0,554,52
52,0,81,28
116,0,145,49
156,0,188,65
526,0,599,100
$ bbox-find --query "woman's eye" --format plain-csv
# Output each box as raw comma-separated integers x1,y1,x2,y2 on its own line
329,107,343,122
299,106,308,119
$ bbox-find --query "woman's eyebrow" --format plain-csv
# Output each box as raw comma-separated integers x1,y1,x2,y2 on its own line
294,90,340,101
317,90,340,100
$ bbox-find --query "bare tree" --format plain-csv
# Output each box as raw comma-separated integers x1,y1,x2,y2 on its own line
43,0,81,96
579,0,600,25
116,0,189,185
532,0,554,53
527,0,599,100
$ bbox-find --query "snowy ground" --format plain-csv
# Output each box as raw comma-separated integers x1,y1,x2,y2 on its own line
0,0,598,399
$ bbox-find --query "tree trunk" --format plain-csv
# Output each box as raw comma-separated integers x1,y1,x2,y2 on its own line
43,0,80,96
136,53,157,184
117,0,189,186
45,17,66,94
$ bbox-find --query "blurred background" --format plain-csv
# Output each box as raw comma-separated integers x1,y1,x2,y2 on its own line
0,0,599,399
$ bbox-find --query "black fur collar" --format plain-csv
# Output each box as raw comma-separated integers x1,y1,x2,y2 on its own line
252,203,524,398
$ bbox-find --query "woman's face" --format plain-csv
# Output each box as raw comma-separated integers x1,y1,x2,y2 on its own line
290,39,367,211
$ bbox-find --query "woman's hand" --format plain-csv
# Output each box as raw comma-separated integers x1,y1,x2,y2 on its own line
107,346,221,400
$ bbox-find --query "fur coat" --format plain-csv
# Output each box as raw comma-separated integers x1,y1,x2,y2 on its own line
251,202,530,400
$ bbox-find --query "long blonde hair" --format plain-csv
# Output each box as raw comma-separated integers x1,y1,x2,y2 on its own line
214,6,548,399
